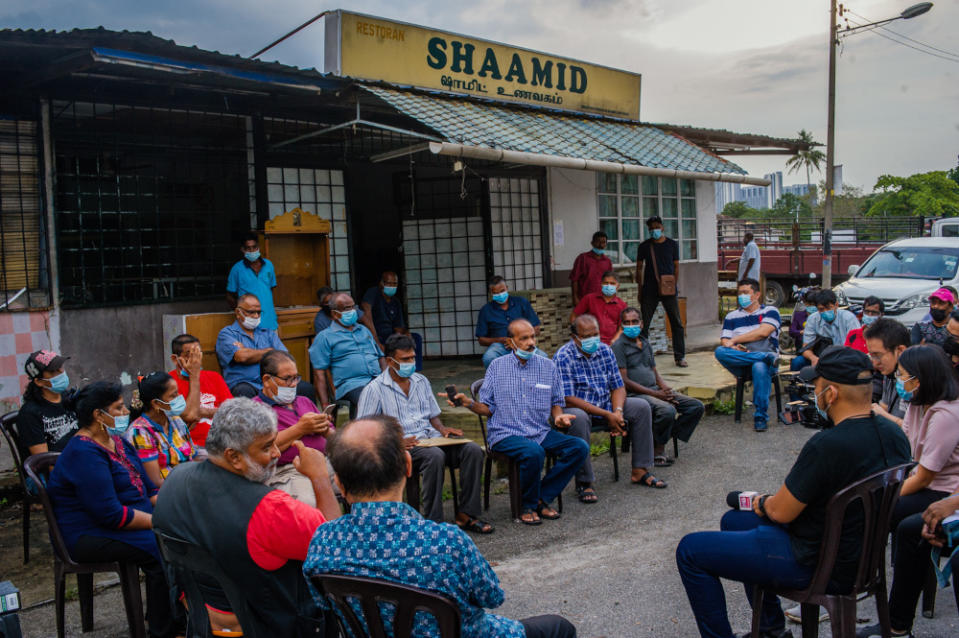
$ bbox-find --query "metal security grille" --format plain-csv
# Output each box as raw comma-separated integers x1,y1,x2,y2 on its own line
489,177,544,291
52,102,250,307
0,117,49,310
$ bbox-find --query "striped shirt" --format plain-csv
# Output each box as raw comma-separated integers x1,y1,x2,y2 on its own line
554,340,625,411
721,305,781,353
479,353,565,447
357,370,442,440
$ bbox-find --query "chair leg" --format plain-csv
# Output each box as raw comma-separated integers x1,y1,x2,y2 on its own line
673,435,679,458
118,562,146,638
483,456,493,511
800,603,821,638
610,435,619,482
734,378,745,423
77,572,95,631
749,588,765,637
826,599,856,638
773,376,783,415
448,465,460,518
922,561,937,618
507,460,521,520
22,499,30,564
546,454,563,513
55,563,66,638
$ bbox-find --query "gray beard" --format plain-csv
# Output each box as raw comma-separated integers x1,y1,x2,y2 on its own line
243,457,278,483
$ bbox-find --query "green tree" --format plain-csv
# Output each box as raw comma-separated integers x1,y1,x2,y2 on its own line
771,192,813,219
721,201,761,218
948,157,959,188
865,171,959,218
784,129,826,204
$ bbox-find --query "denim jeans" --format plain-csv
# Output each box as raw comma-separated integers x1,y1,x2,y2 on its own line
482,342,549,367
676,510,813,638
490,430,589,510
714,347,777,426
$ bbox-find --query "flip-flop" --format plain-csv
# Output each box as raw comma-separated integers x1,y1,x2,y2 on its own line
535,501,561,520
576,485,599,503
632,471,668,489
654,455,674,467
675,359,689,367
457,516,495,534
518,509,542,525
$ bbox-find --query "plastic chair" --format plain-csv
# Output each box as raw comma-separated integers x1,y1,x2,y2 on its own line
0,410,40,563
733,372,783,423
24,453,146,638
312,574,461,638
749,462,914,638
470,379,562,520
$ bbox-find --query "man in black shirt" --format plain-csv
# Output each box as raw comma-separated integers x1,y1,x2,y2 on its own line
635,216,687,366
18,350,79,462
676,346,911,638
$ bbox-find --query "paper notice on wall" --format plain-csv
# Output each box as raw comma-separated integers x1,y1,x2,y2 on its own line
553,221,565,247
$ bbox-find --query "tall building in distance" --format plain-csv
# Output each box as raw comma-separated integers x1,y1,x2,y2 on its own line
715,170,819,213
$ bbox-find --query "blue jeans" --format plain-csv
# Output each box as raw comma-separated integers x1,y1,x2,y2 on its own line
714,347,776,426
490,430,589,510
790,355,809,372
482,342,549,367
676,510,813,638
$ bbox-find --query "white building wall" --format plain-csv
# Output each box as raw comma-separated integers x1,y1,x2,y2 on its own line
547,167,597,271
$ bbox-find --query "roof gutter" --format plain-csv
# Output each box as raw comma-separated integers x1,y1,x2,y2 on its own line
428,141,772,186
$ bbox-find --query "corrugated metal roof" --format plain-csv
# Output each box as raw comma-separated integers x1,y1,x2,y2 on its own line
362,85,745,175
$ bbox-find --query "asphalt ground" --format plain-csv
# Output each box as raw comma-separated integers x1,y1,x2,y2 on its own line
11,413,959,637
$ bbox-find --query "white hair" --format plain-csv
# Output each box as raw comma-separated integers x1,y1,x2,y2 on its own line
205,397,277,457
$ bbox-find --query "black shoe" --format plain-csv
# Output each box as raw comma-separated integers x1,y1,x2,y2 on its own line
737,629,794,638
856,623,913,638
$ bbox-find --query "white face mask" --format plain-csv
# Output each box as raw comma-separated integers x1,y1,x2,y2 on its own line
241,315,260,330
274,385,297,405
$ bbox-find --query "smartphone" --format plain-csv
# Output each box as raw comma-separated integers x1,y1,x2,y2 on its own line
445,384,461,407
323,404,337,415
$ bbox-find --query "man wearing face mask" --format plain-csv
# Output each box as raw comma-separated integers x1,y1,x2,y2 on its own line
168,334,233,448
910,287,956,347
570,231,613,306
864,318,911,428
555,314,660,502
358,334,491,532
314,286,366,335
677,346,911,638
844,296,884,354
790,290,859,372
570,271,627,345
19,350,79,461
226,232,279,331
476,275,545,367
310,292,385,419
360,271,423,370
636,216,687,367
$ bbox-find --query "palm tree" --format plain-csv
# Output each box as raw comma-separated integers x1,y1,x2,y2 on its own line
785,129,826,205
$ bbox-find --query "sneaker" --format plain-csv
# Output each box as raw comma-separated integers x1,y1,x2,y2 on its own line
784,604,828,624
754,421,768,432
736,628,794,638
855,623,913,638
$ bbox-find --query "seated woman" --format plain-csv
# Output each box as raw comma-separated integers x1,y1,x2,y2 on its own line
126,372,199,487
47,382,181,638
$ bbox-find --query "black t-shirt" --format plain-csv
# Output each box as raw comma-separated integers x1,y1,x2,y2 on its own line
16,396,79,460
784,414,911,589
636,238,679,295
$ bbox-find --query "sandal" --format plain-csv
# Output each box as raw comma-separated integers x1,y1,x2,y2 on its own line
535,501,561,520
518,509,542,525
632,471,668,489
576,485,599,504
654,455,674,467
675,359,689,368
457,516,495,534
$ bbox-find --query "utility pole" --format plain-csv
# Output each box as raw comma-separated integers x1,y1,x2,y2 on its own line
823,0,838,289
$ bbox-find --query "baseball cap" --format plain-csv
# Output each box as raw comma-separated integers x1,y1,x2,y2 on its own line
929,287,956,304
798,345,873,385
24,350,69,380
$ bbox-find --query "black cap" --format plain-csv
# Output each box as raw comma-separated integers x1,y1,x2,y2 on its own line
798,345,873,385
24,350,69,380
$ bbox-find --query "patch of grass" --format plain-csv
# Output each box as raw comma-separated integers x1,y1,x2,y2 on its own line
712,398,736,415
590,441,610,456
65,586,78,601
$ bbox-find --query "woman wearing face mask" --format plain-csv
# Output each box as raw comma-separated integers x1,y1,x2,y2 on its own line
18,349,80,462
569,270,627,345
910,287,955,347
788,288,820,352
126,372,199,487
47,382,184,638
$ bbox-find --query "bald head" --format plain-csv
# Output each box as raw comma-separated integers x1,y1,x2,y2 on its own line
507,319,533,339
327,416,408,499
331,292,354,312
572,314,599,337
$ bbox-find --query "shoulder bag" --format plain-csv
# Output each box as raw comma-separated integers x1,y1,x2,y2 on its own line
649,242,677,296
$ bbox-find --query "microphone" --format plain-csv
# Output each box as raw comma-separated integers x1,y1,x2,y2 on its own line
726,491,742,509
727,490,758,511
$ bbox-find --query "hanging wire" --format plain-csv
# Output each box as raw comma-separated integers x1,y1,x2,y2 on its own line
841,14,959,64
847,8,959,59
409,153,416,217
459,162,468,200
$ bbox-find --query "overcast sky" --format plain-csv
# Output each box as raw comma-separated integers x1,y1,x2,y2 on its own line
4,0,958,190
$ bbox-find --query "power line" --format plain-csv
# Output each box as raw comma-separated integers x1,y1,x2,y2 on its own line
842,17,959,64
846,9,959,59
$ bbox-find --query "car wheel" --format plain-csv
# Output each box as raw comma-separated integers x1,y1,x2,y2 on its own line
764,281,786,307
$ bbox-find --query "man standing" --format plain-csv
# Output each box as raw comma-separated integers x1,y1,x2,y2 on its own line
309,292,385,418
227,232,279,331
865,318,910,427
570,231,613,305
636,216,687,367
454,319,588,525
570,270,627,345
791,290,859,371
169,334,232,448
358,334,491,533
613,307,704,465
911,287,955,346
714,279,782,432
360,271,423,370
475,276,545,367
737,232,761,282
555,314,661,502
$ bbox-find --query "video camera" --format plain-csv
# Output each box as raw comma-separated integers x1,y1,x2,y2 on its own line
779,370,824,429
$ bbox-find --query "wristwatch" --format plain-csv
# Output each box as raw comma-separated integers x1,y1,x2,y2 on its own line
614,406,624,412
758,494,770,517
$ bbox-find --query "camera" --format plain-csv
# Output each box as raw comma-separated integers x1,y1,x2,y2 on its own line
780,371,825,429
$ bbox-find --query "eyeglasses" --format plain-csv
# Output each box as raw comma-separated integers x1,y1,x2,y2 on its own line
335,304,356,312
271,374,301,386
894,371,915,382
238,307,262,317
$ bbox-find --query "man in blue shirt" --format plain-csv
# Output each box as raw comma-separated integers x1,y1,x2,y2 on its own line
309,292,385,418
554,314,660,503
215,294,316,401
314,286,365,335
304,415,576,638
453,319,588,526
791,289,859,371
360,271,424,370
227,233,279,331
475,275,546,367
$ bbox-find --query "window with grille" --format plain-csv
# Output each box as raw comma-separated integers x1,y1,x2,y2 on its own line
489,177,544,291
597,175,698,264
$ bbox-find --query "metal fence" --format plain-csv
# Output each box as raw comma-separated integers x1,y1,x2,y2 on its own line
718,216,926,247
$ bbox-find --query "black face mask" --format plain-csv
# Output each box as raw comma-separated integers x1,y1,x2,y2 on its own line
931,308,948,322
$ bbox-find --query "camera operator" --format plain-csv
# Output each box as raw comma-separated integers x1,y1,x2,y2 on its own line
864,318,910,427
676,346,910,638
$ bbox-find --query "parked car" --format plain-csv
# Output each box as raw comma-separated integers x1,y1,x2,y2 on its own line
931,218,959,237
834,237,959,327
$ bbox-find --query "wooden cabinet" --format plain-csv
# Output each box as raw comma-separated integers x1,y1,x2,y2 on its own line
259,207,331,308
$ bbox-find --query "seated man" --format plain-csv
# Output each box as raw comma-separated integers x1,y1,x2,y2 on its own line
303,415,577,638
911,287,955,346
309,292,385,419
215,293,315,400
844,295,883,353
360,270,424,369
453,319,588,525
169,334,233,448
313,286,365,335
555,314,660,502
788,287,819,350
475,275,546,367
612,307,704,465
714,278,781,432
570,270,627,345
358,334,491,532
865,318,910,428
791,289,859,371
676,347,911,638
154,397,340,637
253,350,334,508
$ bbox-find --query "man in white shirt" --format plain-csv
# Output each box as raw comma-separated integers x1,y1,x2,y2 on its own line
737,232,761,282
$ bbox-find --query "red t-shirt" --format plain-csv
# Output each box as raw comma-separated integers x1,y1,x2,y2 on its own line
844,327,868,353
169,369,233,447
573,292,627,344
570,251,613,298
246,490,326,570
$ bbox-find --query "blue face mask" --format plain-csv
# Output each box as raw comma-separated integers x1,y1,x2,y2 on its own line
814,387,832,423
382,286,397,297
337,309,358,326
861,314,879,326
651,229,663,240
513,346,534,360
591,246,605,255
390,358,416,378
602,284,617,297
46,371,70,394
492,291,509,304
106,413,130,436
738,294,752,309
895,378,914,402
578,335,601,354
623,325,641,339
805,305,817,314
159,395,187,417
244,250,260,262
821,309,836,323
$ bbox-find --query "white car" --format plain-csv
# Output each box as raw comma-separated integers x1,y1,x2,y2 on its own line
834,237,959,328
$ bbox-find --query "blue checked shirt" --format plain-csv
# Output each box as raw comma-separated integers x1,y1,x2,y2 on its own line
357,370,442,440
479,352,565,448
303,501,524,638
553,340,624,411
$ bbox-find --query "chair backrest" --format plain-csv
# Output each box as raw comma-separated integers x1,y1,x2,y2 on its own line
468,379,489,449
0,411,29,495
803,461,914,596
312,574,461,638
23,452,77,566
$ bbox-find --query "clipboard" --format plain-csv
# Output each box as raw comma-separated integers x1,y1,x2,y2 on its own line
416,437,473,448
